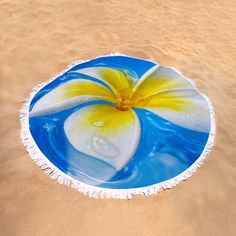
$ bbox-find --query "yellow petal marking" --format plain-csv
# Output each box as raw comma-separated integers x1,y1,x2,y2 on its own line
77,104,136,134
133,90,192,111
61,79,116,101
130,66,196,112
131,77,186,103
30,79,117,116
99,68,135,100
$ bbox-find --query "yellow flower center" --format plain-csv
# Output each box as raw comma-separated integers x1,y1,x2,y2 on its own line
116,98,133,111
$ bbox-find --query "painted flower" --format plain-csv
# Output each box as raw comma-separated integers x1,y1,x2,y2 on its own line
30,65,210,171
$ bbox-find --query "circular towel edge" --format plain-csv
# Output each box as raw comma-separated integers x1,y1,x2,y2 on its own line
20,53,216,199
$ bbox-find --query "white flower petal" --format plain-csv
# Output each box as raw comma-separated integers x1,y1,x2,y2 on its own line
30,79,116,117
131,66,211,132
64,104,141,171
142,89,211,132
72,66,136,99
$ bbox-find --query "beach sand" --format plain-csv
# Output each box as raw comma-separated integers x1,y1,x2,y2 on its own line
0,0,235,235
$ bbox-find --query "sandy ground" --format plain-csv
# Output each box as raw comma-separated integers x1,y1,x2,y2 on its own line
0,0,235,235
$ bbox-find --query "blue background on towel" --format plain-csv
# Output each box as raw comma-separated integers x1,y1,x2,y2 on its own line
29,56,210,189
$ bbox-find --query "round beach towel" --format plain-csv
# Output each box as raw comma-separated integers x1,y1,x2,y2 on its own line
21,54,215,199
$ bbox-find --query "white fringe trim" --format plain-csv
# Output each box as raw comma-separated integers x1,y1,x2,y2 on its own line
20,53,216,199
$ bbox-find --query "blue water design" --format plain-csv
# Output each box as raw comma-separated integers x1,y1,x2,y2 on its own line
29,55,210,189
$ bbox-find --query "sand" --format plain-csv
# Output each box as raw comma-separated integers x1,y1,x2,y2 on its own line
0,0,235,235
